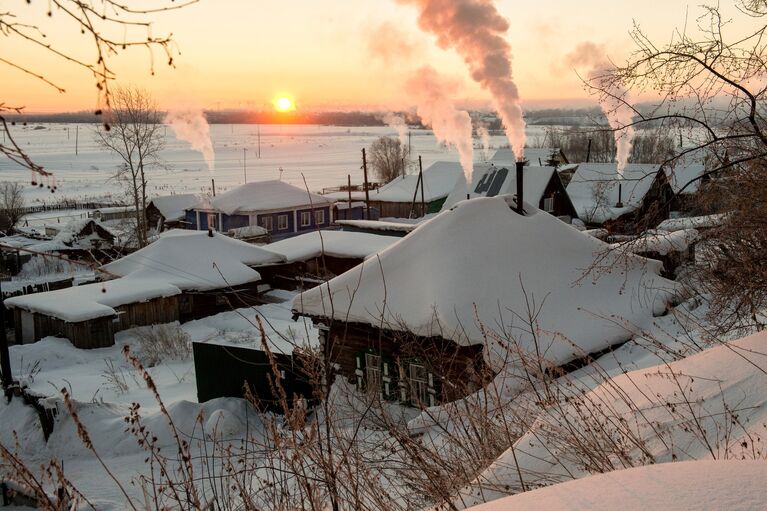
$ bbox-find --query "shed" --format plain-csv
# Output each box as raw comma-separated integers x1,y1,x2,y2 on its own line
146,193,205,231
102,230,286,320
186,181,333,240
566,163,675,232
4,278,181,348
292,196,675,405
91,206,133,222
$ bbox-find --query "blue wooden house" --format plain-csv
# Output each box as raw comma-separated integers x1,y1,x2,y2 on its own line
185,180,333,240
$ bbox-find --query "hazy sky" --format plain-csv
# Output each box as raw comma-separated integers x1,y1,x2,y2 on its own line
3,1,756,112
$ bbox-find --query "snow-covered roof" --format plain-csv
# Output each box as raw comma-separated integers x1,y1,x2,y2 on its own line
30,218,114,253
227,224,269,239
336,219,418,234
355,162,464,203
4,278,181,323
656,213,726,232
612,229,699,255
566,163,663,223
490,147,564,165
293,196,674,370
208,180,331,216
102,229,285,291
266,230,397,263
150,193,206,221
665,163,706,195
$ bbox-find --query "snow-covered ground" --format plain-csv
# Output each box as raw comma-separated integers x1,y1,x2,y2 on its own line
0,124,556,204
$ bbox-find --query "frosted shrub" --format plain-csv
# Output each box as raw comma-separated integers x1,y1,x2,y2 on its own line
134,323,191,367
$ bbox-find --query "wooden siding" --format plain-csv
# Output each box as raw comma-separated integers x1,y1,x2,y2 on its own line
321,321,492,405
12,295,180,349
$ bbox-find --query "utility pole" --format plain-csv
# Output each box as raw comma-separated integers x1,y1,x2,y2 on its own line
258,125,261,158
75,125,79,156
419,156,425,217
243,148,247,183
0,282,13,392
362,148,371,220
347,174,353,215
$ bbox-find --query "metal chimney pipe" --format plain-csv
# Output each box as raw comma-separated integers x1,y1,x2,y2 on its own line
516,160,526,214
616,183,624,208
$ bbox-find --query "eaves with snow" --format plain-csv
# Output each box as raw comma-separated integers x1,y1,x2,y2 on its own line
292,196,677,371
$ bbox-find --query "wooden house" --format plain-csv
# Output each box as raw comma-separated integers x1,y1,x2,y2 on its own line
324,162,463,219
102,229,285,321
463,163,578,221
292,196,674,406
146,193,205,231
566,163,675,233
185,181,333,241
258,230,397,289
4,278,181,348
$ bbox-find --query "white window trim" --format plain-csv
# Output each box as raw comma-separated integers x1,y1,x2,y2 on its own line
261,216,273,231
314,209,325,225
277,214,289,230
300,211,311,227
543,197,555,213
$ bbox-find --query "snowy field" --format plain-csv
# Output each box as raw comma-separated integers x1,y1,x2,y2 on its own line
0,123,554,204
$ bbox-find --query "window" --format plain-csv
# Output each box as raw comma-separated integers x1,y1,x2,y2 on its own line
542,197,555,213
409,363,429,405
365,353,382,395
300,211,311,227
314,209,325,225
207,213,217,230
260,216,273,231
277,214,288,230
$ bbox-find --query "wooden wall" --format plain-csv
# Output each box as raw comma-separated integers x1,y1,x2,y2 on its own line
323,321,491,404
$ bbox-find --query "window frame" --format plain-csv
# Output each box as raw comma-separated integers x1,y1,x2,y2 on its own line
300,211,311,227
277,213,289,230
314,209,325,225
542,196,555,213
260,216,273,232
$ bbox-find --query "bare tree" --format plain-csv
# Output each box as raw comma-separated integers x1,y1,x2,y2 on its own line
0,181,24,233
95,87,164,248
369,136,411,183
0,1,196,180
589,1,767,329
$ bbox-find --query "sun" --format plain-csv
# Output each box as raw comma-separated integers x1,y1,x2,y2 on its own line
273,95,295,112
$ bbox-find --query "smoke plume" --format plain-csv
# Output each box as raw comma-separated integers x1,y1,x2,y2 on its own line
397,0,526,159
477,123,491,160
566,42,635,176
165,110,215,171
382,112,409,147
367,22,422,64
406,67,474,181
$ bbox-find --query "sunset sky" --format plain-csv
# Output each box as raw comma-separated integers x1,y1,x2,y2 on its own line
3,1,758,113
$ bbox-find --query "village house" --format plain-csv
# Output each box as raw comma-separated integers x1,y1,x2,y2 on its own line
4,230,285,348
185,180,333,240
326,161,463,219
292,196,675,406
566,163,676,232
459,162,578,220
258,230,397,289
145,193,205,231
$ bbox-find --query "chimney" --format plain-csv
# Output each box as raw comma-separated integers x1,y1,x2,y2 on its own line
616,183,624,208
515,160,526,214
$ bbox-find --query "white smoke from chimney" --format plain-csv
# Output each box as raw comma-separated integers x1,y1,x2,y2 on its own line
477,124,491,160
406,67,474,182
397,0,526,160
382,112,409,147
165,110,215,171
566,42,635,177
